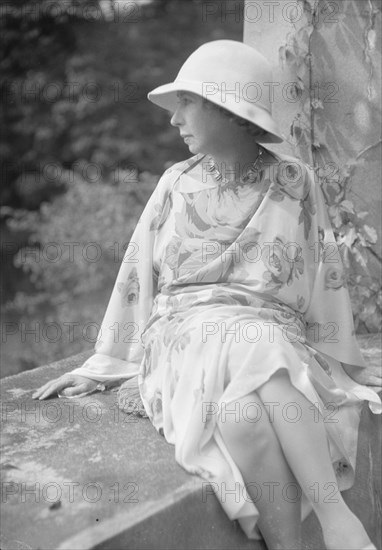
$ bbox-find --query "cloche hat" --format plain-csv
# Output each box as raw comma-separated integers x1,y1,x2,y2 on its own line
148,39,283,144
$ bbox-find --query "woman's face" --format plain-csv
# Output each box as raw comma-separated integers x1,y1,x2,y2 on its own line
170,92,232,156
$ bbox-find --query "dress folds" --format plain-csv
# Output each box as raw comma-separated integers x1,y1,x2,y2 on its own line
71,149,381,539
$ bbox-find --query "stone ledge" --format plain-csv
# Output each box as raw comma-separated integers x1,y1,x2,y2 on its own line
0,335,381,550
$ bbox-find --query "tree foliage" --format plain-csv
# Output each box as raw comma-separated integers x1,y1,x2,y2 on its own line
1,0,243,374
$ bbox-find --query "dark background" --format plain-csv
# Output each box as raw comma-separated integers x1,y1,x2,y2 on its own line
1,0,244,376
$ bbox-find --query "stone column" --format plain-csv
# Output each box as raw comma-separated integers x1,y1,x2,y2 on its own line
244,0,381,331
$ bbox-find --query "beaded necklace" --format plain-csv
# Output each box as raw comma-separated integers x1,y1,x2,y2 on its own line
206,146,265,189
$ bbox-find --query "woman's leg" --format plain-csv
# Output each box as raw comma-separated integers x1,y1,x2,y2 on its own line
217,392,302,550
256,369,374,550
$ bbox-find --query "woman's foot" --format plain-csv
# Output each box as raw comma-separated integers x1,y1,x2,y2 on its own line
118,376,148,417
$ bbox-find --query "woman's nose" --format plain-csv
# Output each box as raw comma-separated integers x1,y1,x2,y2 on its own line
170,105,183,127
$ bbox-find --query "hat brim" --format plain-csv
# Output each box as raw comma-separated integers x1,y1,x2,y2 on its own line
148,80,284,144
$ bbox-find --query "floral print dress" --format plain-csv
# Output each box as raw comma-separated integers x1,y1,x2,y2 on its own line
72,149,381,539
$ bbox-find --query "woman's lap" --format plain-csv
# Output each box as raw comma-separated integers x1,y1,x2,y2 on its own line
137,304,366,538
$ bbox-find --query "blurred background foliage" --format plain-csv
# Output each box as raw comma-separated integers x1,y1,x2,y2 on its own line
1,0,244,376
2,0,380,378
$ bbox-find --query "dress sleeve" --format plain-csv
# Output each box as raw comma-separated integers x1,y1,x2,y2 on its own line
303,166,366,368
70,169,174,382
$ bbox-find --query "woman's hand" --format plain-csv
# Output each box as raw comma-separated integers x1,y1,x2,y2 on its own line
342,363,382,392
32,374,99,400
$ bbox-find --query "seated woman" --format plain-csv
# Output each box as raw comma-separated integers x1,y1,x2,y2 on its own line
33,40,381,550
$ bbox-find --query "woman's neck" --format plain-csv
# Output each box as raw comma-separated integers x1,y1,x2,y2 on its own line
207,139,262,184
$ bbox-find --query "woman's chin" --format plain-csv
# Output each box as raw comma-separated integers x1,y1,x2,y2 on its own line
186,142,202,155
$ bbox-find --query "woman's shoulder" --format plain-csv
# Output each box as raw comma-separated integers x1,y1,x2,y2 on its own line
161,154,204,179
155,154,205,194
264,148,313,174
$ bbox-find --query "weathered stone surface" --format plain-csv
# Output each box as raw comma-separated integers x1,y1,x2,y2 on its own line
1,336,381,550
0,352,260,550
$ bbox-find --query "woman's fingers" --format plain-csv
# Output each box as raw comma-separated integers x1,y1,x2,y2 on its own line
32,375,99,400
59,383,91,397
32,379,59,397
32,376,74,400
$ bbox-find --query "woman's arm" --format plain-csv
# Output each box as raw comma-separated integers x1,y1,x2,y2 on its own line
33,163,179,399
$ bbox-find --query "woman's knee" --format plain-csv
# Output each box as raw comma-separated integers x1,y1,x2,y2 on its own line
217,393,274,448
257,368,293,404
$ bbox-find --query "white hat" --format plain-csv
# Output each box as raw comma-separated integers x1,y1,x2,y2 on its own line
148,39,283,144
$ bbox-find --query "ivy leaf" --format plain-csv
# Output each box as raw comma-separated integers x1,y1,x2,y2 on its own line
340,200,355,214
359,298,378,320
328,205,342,228
311,99,324,110
362,225,378,244
357,211,369,219
351,247,368,270
340,161,357,181
341,227,357,248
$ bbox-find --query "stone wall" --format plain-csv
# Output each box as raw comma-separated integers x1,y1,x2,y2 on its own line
1,336,381,549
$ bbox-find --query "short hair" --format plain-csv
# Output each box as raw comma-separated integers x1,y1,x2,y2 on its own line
202,98,268,138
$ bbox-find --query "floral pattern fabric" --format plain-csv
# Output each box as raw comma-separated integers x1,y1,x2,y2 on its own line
72,149,381,539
